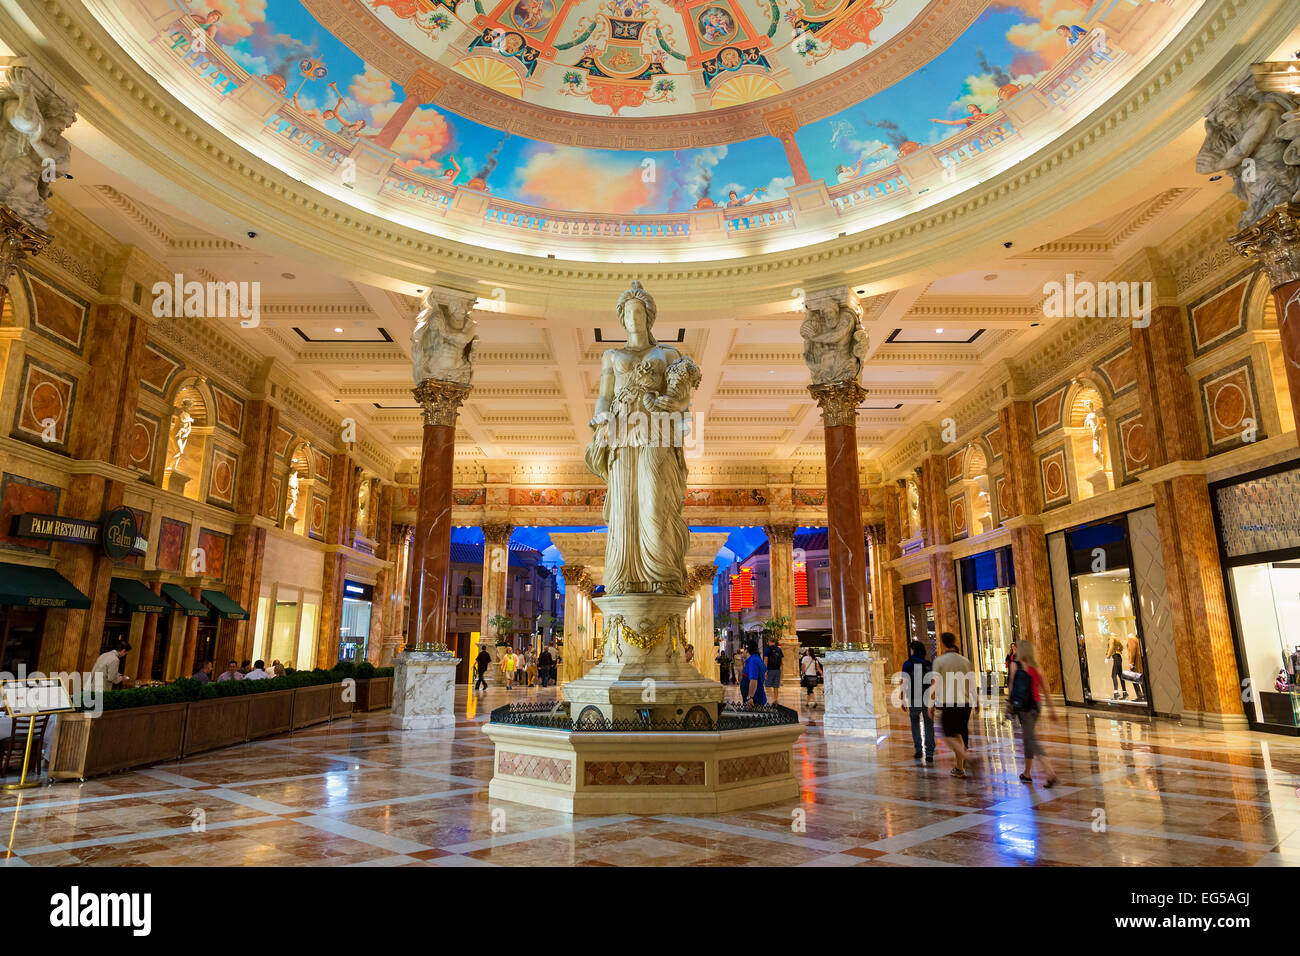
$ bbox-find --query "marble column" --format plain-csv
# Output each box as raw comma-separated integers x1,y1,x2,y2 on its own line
134,580,163,681
480,522,513,684
560,565,587,684
409,381,470,649
1229,203,1300,436
996,399,1062,690
880,485,908,669
809,381,869,648
764,523,801,684
695,566,719,681
179,585,202,678
1130,304,1242,723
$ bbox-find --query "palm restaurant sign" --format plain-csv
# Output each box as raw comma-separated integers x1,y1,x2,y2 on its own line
13,508,147,559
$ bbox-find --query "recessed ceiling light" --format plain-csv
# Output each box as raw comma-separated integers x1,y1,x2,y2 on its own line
935,328,944,333
281,272,296,280
334,327,343,333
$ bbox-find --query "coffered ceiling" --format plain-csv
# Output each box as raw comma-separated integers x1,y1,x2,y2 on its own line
61,152,1229,476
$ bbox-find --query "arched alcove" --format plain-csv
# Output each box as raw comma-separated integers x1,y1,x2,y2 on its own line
961,443,994,535
162,376,214,501
284,440,317,535
1065,381,1114,500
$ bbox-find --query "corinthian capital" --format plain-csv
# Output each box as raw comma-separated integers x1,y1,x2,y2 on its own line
481,522,514,546
1229,203,1300,288
808,380,867,428
559,564,587,584
412,378,470,427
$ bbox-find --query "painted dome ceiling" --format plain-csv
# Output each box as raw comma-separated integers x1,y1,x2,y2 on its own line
84,0,1186,253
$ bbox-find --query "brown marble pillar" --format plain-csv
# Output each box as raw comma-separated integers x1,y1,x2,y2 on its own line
879,486,907,668
316,451,358,668
135,580,163,681
995,399,1062,687
1150,474,1243,721
1229,203,1300,436
368,486,395,664
179,585,202,678
809,381,868,646
410,380,471,650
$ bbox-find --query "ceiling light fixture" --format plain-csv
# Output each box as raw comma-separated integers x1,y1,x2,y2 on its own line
935,328,944,333
334,327,343,333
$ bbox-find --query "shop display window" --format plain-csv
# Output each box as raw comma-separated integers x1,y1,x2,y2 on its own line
1065,520,1148,710
1227,562,1300,728
958,547,1018,692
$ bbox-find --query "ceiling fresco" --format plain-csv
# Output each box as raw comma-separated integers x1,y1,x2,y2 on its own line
176,0,1108,213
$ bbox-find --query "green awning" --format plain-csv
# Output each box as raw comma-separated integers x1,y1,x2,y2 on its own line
201,589,249,620
109,577,167,614
0,563,91,609
160,583,206,617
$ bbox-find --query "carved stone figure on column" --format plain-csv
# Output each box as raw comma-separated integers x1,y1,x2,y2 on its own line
585,280,699,595
0,61,76,232
1196,73,1300,230
411,290,479,386
800,292,868,385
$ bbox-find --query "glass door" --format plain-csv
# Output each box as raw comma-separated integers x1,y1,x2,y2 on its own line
1228,561,1300,729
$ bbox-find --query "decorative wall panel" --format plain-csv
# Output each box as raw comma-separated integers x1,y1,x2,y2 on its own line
25,273,87,352
1038,446,1070,509
206,446,238,508
197,528,230,581
1188,270,1253,355
1126,506,1183,717
1199,359,1262,453
126,410,161,476
0,474,60,555
156,517,189,572
11,358,75,451
1033,387,1067,436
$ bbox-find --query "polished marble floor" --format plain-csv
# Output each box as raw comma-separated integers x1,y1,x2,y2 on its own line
3,685,1299,866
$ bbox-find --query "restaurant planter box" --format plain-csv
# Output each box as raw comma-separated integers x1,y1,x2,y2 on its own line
246,689,295,739
330,681,355,719
355,676,393,711
292,683,333,729
50,704,187,781
182,695,252,756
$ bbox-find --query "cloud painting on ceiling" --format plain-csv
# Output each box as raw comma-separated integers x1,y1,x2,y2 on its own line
187,0,1099,213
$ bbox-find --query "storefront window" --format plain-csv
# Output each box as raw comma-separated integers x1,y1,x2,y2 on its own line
903,580,936,657
958,547,1018,692
270,600,299,665
339,581,373,662
297,600,319,670
1065,520,1148,710
1228,562,1300,728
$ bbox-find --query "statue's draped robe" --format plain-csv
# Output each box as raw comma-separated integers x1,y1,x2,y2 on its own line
586,347,689,594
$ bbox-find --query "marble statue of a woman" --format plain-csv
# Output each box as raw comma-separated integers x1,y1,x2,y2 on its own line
585,281,700,595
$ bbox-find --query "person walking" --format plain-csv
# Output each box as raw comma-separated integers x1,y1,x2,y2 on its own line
474,645,491,693
741,638,767,709
799,647,822,709
716,648,731,685
501,648,517,690
1008,639,1060,787
900,640,935,762
930,632,979,778
763,637,784,704
525,649,538,688
537,645,554,687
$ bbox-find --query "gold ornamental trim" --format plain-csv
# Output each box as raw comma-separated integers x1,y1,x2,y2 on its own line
0,206,52,310
413,378,471,427
1229,203,1300,289
808,381,867,428
602,613,685,661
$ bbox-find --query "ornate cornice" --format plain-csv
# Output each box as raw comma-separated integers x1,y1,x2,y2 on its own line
413,378,471,427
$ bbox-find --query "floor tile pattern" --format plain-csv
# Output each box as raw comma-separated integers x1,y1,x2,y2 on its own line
2,685,1298,867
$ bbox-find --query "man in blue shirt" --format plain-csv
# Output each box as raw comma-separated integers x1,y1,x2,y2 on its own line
742,638,767,708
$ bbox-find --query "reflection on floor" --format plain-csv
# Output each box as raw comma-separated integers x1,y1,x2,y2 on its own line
2,685,1299,866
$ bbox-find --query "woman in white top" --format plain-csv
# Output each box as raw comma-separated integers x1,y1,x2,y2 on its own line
800,649,822,709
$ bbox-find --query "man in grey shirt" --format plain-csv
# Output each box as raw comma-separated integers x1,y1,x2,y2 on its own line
929,631,980,778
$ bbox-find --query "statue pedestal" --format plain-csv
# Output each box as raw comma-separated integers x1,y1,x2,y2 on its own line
821,649,889,737
486,591,803,814
166,471,191,496
390,650,460,730
562,594,723,723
